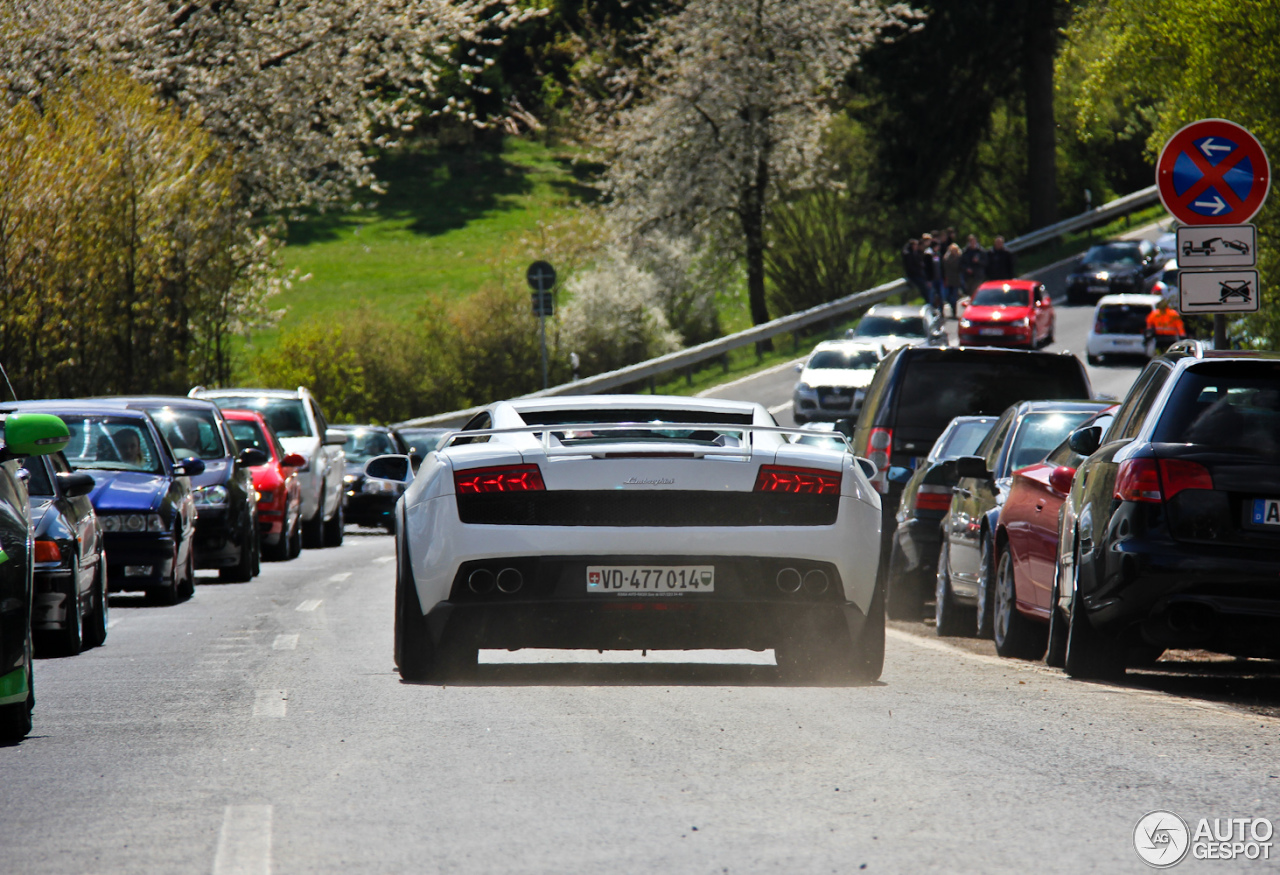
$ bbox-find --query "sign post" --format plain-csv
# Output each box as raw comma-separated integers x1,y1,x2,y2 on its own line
1157,118,1270,348
526,260,557,389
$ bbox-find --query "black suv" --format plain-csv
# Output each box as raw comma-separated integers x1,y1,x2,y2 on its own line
851,346,1093,591
1051,344,1280,678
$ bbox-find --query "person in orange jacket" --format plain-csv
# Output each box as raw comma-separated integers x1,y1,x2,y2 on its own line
1145,298,1185,354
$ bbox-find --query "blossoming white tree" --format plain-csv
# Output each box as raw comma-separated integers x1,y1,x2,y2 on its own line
602,0,918,329
0,0,533,212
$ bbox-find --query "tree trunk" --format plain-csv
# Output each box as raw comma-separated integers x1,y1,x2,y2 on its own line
742,152,773,352
1023,0,1059,230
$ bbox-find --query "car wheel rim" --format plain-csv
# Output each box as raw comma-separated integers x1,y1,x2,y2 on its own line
995,553,1014,645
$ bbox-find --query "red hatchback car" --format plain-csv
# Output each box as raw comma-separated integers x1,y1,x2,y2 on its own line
990,406,1117,659
222,409,305,561
958,280,1055,349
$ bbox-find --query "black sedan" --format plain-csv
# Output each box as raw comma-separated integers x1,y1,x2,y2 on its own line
935,400,1111,637
1052,348,1280,678
884,415,997,620
335,425,409,532
1064,240,1161,305
23,452,106,658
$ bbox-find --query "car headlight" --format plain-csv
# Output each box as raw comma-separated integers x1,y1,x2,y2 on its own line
363,478,401,495
795,382,812,392
344,473,359,484
959,319,971,328
102,513,166,533
1015,317,1030,328
1096,271,1110,281
193,485,229,507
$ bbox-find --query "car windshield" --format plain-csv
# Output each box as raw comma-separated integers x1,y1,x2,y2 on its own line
853,316,927,338
971,286,1029,307
19,457,54,496
1095,303,1152,335
1006,411,1097,473
144,407,226,460
398,428,448,455
62,416,164,474
894,356,1090,432
1082,243,1140,267
343,430,399,464
931,419,997,461
807,349,880,370
1151,363,1280,457
212,397,313,438
226,419,276,460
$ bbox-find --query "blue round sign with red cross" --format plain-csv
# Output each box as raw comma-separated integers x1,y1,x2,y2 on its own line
1157,119,1271,225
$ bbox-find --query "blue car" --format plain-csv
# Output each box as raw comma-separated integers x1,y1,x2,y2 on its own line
3,403,202,605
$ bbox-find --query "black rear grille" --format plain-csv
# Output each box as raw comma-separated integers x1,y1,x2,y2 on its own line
456,490,838,527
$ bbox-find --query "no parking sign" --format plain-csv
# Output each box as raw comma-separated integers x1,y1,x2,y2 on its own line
1157,119,1270,226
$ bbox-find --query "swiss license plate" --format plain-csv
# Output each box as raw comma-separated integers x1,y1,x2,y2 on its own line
587,565,715,593
979,328,1004,336
1251,498,1280,526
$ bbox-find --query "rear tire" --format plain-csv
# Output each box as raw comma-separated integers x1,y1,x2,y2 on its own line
82,556,109,649
288,516,303,558
934,541,976,637
150,542,182,605
263,528,289,562
323,501,344,547
775,608,861,684
992,550,1047,659
302,508,324,550
1045,562,1068,668
1087,353,1101,366
1063,554,1125,680
0,636,34,742
219,532,253,583
38,565,82,658
851,583,886,683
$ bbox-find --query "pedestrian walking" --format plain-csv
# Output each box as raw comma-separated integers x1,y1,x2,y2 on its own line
986,235,1016,280
921,233,941,309
960,234,986,296
901,238,927,304
942,242,963,317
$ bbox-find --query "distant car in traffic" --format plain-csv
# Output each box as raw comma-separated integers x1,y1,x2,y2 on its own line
934,401,1110,638
221,409,305,562
884,415,998,620
845,304,947,351
3,402,201,606
23,451,106,658
988,405,1117,660
1052,346,1280,678
373,395,886,683
956,280,1055,349
191,387,348,548
333,424,409,532
792,340,886,424
1064,239,1161,305
1085,293,1165,365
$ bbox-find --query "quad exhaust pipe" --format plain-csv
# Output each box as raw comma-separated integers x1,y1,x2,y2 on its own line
468,567,524,594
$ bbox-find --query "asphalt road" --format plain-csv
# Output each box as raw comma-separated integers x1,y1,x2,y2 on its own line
5,221,1279,873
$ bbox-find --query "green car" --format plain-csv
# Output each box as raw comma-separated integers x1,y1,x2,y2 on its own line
0,413,74,742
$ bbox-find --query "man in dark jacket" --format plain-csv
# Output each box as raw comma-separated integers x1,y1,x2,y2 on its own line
959,234,985,296
901,238,927,303
985,235,1016,280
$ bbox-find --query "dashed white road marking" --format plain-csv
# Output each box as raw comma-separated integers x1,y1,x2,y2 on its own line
271,634,299,651
295,599,322,612
767,400,794,416
328,572,351,582
373,556,395,565
252,690,288,718
213,804,272,875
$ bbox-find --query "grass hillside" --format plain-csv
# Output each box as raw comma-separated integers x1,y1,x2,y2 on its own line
274,137,599,330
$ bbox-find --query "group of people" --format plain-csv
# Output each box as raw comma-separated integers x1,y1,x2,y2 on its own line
901,230,1016,317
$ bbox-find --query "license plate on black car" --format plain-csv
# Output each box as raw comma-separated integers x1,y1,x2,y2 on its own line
1251,498,1280,526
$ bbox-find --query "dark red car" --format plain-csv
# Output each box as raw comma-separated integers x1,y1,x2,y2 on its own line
958,280,1055,349
990,406,1117,658
222,409,305,561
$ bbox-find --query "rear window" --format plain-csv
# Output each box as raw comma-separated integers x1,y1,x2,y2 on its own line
1095,303,1152,335
1151,362,1280,457
931,419,996,461
893,354,1090,432
854,316,926,338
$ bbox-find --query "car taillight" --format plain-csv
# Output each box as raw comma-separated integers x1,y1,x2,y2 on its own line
454,464,546,494
914,484,952,511
754,465,841,495
1094,320,1105,334
1114,458,1213,503
34,540,61,562
865,427,892,493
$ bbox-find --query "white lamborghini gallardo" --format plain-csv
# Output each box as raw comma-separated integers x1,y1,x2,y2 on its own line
369,396,885,682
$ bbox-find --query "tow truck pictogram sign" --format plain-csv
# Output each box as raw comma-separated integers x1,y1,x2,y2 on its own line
1157,119,1271,226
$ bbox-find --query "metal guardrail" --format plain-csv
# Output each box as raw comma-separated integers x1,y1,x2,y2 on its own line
397,184,1162,428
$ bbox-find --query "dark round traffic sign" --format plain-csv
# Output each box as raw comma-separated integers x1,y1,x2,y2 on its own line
526,260,557,293
1157,119,1270,225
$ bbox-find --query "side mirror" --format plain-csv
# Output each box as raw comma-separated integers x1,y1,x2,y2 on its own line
238,447,268,468
324,429,349,446
365,454,413,484
173,456,206,477
955,455,990,480
794,362,804,373
1048,465,1077,495
1067,426,1102,457
4,413,70,458
281,453,306,469
56,470,95,498
888,465,913,485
